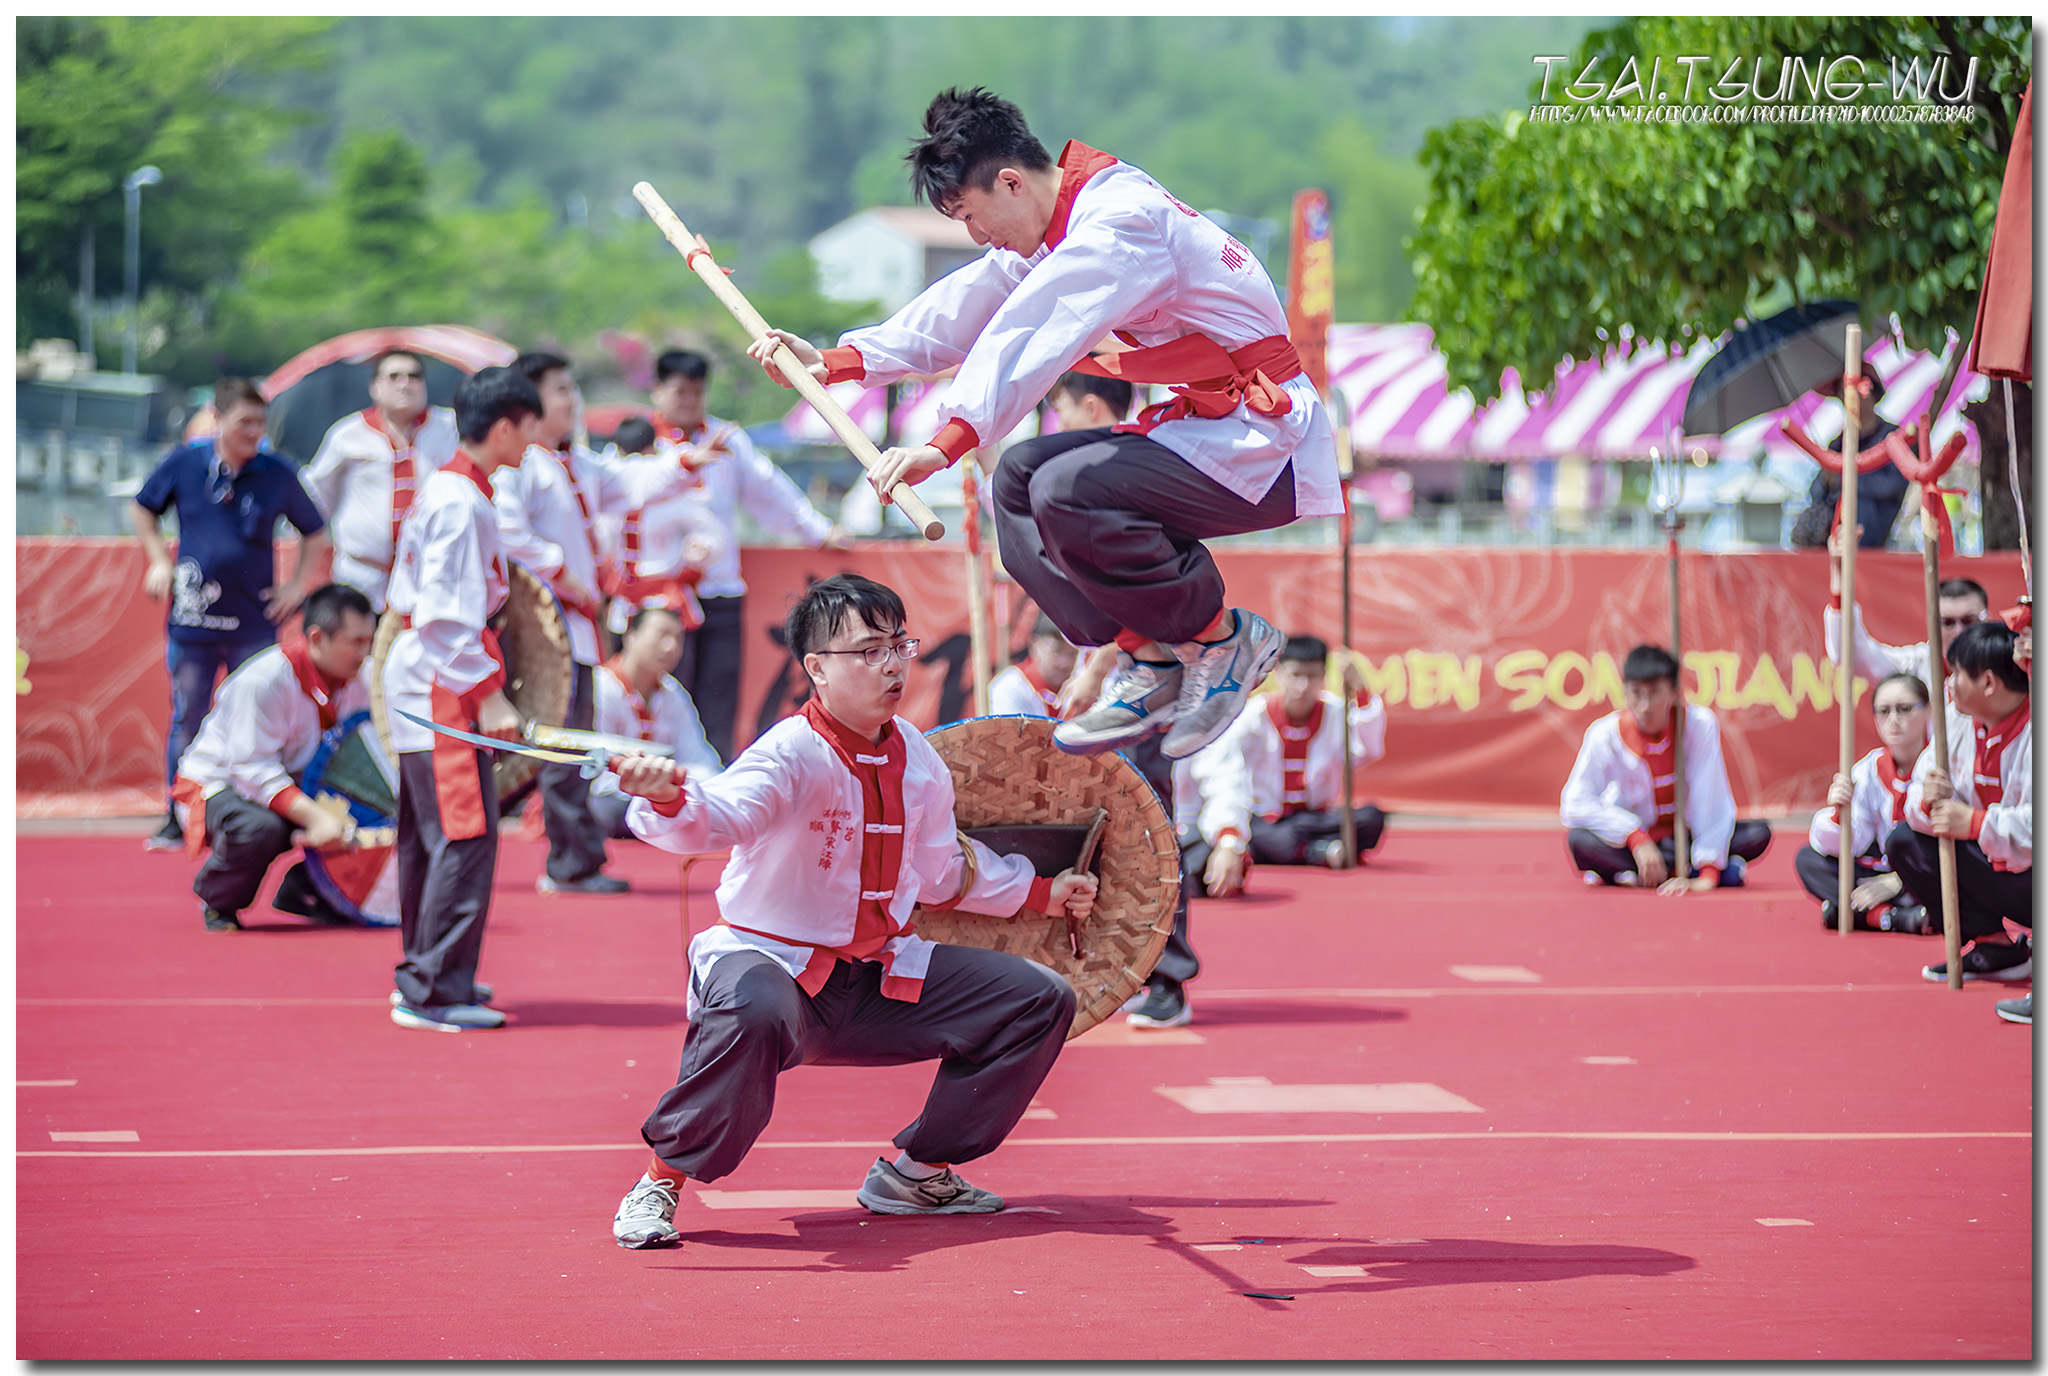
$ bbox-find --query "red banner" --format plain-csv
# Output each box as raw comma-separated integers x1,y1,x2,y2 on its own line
1285,188,1334,398
18,538,2023,819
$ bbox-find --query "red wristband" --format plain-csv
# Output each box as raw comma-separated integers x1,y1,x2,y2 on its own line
1625,829,1652,851
1025,874,1056,914
927,418,980,465
820,346,865,385
1697,865,1722,887
649,785,687,818
268,785,307,819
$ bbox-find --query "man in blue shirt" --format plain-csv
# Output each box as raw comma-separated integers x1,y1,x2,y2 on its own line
131,377,331,851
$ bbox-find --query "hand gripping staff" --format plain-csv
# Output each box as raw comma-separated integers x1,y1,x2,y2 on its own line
632,182,946,541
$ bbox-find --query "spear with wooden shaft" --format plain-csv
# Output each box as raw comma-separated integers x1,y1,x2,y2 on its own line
1834,326,1863,936
1650,436,1688,880
632,181,945,541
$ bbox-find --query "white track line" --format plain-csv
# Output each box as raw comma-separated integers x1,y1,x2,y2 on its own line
16,1130,2027,1160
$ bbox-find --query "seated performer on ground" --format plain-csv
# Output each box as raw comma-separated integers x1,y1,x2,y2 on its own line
1823,525,1988,683
1887,620,2032,986
1219,634,1387,870
607,573,1096,1248
1173,732,1253,900
1561,644,1773,893
171,583,378,932
750,87,1339,762
587,605,723,841
1798,671,1934,932
990,614,1079,718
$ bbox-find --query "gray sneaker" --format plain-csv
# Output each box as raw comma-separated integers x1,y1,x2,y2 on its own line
1994,994,2032,1025
1052,652,1181,755
389,999,506,1032
1161,610,1285,759
390,983,493,1008
613,1173,683,1248
856,1156,1004,1214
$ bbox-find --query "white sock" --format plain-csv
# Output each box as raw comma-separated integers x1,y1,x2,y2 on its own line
894,1151,945,1180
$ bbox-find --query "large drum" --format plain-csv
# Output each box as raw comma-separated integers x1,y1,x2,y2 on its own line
911,716,1183,1037
300,710,401,927
367,560,575,802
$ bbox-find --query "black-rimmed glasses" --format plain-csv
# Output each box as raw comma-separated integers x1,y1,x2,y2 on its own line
812,639,921,667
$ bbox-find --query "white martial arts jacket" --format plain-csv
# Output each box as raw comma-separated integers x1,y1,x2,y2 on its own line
1807,745,1916,864
383,458,508,756
174,644,371,816
1559,705,1740,874
588,661,724,798
653,420,832,600
299,407,459,612
493,441,701,664
1904,700,2031,872
628,702,1056,1015
989,663,1065,718
824,141,1340,519
1172,741,1252,851
1822,598,1932,684
1224,690,1386,824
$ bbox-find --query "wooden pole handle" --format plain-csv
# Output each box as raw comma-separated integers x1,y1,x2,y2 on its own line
1837,325,1862,935
1922,495,1964,987
632,182,946,541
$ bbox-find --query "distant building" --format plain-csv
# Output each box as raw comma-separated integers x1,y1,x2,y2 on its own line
809,206,983,316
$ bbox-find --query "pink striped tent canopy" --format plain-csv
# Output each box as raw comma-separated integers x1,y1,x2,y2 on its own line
784,324,1984,464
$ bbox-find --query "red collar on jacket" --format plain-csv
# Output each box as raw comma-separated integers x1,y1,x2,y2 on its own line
1041,140,1120,251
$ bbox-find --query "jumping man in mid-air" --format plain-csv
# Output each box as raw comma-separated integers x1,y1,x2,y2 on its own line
752,87,1339,760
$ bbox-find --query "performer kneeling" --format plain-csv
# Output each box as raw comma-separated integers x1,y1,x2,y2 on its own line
609,573,1095,1248
1797,672,1934,931
1229,635,1387,869
171,583,377,931
1888,620,2032,984
588,605,723,841
1561,644,1772,893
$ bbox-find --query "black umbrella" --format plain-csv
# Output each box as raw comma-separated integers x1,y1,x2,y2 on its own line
1680,299,1860,437
266,355,476,466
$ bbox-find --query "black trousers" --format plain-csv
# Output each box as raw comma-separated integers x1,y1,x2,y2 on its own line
1127,733,1198,987
990,428,1297,647
642,945,1076,1183
1793,844,1899,905
193,790,319,917
394,750,497,1007
1883,822,2033,940
1250,806,1387,864
1568,821,1773,886
676,594,745,764
540,661,609,883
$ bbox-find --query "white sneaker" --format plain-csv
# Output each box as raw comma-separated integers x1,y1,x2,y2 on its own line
1160,610,1285,758
1052,652,1182,755
613,1173,683,1248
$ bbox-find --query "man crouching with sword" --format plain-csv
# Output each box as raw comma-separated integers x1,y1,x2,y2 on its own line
604,572,1097,1248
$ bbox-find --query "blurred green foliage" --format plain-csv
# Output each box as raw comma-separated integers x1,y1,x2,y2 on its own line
19,14,1594,417
1409,16,2031,401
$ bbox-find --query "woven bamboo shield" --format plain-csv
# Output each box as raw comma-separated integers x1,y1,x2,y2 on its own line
912,716,1181,1038
367,560,575,801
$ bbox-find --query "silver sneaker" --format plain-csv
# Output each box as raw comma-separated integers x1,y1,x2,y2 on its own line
389,1000,505,1032
856,1156,1004,1214
1160,610,1285,759
1052,652,1181,755
613,1173,683,1248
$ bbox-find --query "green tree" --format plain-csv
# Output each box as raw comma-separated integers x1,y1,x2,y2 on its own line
1407,16,2031,401
15,16,333,360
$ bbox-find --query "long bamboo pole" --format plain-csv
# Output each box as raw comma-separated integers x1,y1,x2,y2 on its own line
1651,441,1687,880
1836,325,1862,935
1919,456,1963,986
961,459,992,716
1336,410,1358,868
633,181,944,540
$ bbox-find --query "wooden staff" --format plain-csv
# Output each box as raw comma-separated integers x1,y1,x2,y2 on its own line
1921,458,1964,987
1836,324,1862,935
632,181,945,540
961,458,992,716
1650,439,1688,879
1335,403,1359,868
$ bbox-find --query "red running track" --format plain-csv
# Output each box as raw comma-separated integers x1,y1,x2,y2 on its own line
16,827,2032,1360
